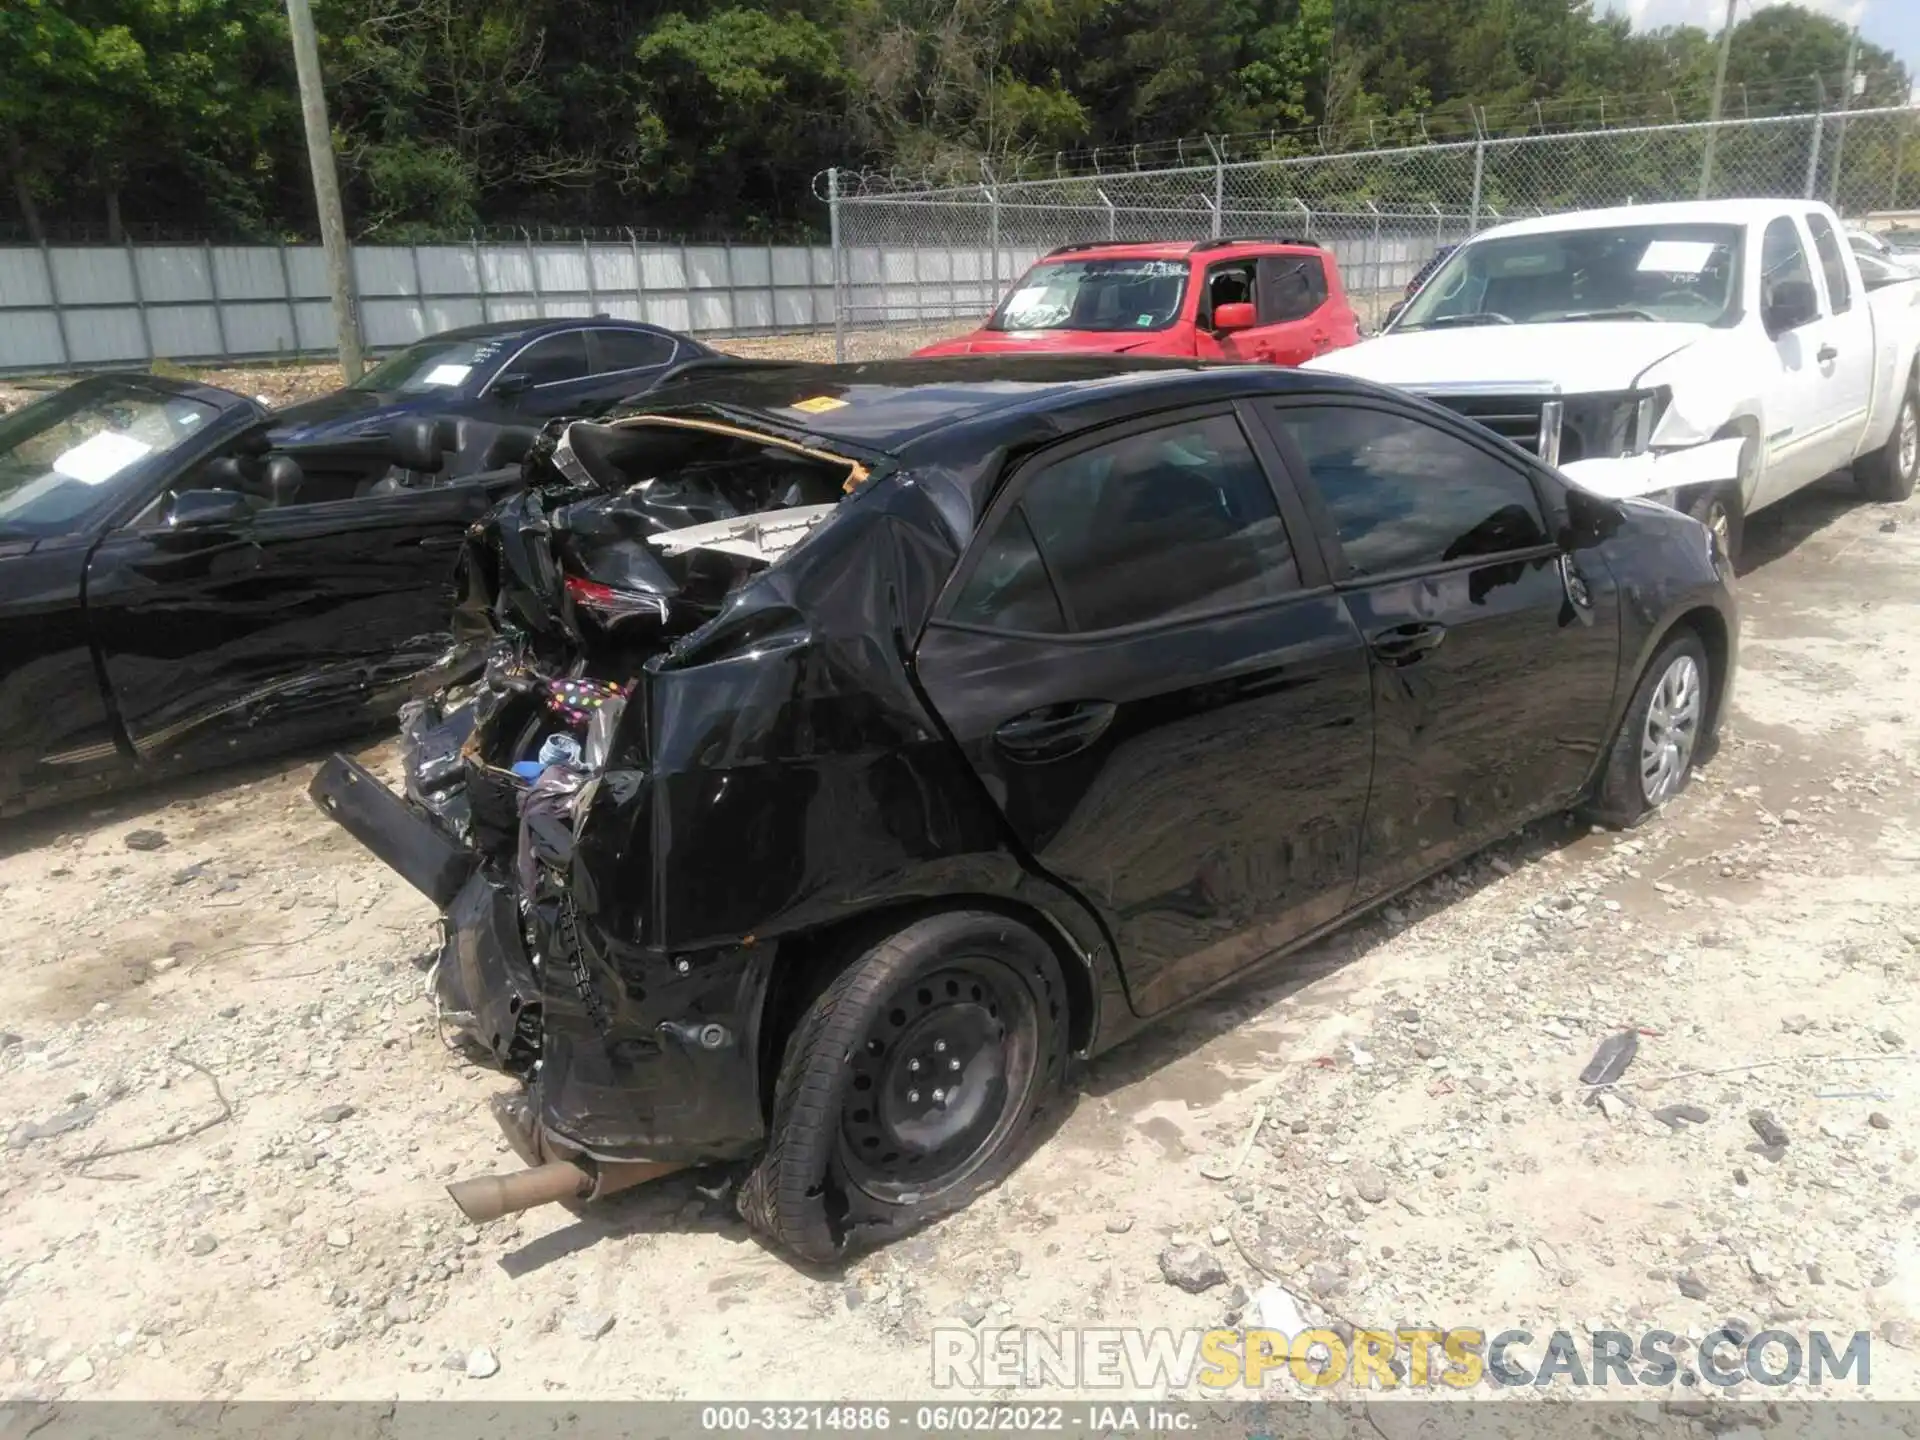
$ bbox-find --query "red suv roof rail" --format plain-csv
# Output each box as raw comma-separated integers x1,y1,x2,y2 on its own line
1188,236,1319,252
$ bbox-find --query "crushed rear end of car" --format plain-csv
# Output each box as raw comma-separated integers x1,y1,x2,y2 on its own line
308,399,988,1217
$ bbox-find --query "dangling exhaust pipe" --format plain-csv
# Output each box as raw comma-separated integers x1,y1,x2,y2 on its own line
446,1091,684,1223
447,1156,686,1223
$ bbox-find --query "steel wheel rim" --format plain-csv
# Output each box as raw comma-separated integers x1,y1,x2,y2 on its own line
838,961,1039,1204
1901,396,1918,481
1640,654,1703,806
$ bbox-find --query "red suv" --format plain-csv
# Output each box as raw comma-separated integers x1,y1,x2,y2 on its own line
914,237,1360,366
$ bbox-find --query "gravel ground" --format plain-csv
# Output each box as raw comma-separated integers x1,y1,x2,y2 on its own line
0,356,1918,1404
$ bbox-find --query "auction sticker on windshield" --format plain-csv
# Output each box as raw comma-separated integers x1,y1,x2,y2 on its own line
52,432,152,485
422,363,473,387
790,395,850,414
1638,240,1717,275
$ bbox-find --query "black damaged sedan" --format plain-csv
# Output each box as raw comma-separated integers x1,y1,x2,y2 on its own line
312,356,1737,1263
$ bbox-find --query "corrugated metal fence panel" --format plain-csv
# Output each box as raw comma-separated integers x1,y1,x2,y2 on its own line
0,238,902,373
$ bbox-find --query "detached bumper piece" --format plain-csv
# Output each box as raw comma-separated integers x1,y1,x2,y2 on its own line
309,755,474,910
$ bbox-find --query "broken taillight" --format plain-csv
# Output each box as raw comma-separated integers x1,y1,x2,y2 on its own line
563,574,668,625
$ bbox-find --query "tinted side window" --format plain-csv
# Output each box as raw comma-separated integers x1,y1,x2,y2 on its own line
1017,413,1300,632
507,332,589,387
591,329,676,373
1260,256,1329,322
948,507,1067,634
1271,405,1549,577
1760,218,1816,307
1805,214,1852,314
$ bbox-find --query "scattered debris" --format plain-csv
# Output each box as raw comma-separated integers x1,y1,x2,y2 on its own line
1158,1244,1228,1294
186,1234,217,1257
465,1347,500,1379
123,830,169,852
1748,1110,1792,1150
1579,1030,1639,1090
1651,1104,1711,1129
317,1104,354,1124
1199,1100,1268,1181
1871,1112,1893,1130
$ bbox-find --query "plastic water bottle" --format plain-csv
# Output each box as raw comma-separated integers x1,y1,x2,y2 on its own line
537,733,582,770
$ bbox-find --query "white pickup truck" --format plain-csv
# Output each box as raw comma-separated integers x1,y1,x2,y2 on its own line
1306,198,1920,564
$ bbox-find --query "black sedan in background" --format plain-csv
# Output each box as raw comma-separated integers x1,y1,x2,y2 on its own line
0,372,533,816
270,317,713,479
312,356,1738,1262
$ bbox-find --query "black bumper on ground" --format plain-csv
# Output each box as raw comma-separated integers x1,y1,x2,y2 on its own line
309,752,773,1166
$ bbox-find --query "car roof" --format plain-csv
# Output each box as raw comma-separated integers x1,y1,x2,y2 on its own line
1029,238,1321,263
1474,199,1817,242
58,370,259,413
410,316,686,346
631,355,1383,460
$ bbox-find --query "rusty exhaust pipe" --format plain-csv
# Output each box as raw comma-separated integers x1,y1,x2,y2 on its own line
448,1160,593,1222
447,1157,687,1222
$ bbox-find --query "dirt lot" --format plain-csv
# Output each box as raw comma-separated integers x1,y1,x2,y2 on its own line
2,357,1920,1403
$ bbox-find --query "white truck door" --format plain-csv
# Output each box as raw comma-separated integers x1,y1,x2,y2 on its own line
1752,215,1841,511
1804,210,1876,473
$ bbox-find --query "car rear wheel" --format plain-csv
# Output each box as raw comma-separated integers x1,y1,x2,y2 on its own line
739,910,1070,1264
1583,632,1710,829
1856,378,1919,504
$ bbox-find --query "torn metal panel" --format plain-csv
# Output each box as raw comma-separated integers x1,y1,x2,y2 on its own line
647,503,839,562
1559,436,1746,501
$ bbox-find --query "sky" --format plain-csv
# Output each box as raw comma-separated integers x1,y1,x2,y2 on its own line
1599,0,1920,77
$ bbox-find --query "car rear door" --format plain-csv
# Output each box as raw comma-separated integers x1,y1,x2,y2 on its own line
580,327,684,405
83,446,522,770
1255,397,1621,901
912,403,1374,1018
1804,211,1877,470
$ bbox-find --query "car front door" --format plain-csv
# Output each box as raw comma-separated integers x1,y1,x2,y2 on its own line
1258,398,1622,901
82,444,522,771
484,329,594,419
913,404,1375,1018
1198,255,1336,366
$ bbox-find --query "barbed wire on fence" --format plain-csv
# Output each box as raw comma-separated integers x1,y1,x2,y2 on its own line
824,72,1915,198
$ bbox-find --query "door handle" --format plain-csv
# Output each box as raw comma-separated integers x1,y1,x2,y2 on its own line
417,535,465,553
1818,344,1838,364
992,701,1116,763
1368,621,1446,665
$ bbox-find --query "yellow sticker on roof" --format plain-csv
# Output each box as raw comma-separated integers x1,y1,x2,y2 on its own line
790,395,849,414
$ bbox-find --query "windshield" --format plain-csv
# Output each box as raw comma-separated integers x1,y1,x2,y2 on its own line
0,383,220,537
350,336,505,394
988,259,1189,333
1394,223,1742,330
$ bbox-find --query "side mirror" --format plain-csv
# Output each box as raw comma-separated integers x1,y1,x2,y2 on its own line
388,416,449,473
1212,302,1257,333
1763,278,1819,336
163,488,252,533
490,372,532,398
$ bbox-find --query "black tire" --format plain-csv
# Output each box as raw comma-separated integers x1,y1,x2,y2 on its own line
1855,376,1919,504
1683,484,1744,572
1583,631,1712,829
739,910,1070,1264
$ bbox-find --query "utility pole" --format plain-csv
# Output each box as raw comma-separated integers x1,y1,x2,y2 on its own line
286,0,363,380
1829,26,1861,211
1698,0,1739,199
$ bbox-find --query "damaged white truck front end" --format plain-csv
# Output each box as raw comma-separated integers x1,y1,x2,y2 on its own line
1307,197,1920,564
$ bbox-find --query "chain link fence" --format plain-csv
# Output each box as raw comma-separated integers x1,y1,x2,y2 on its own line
825,104,1920,361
